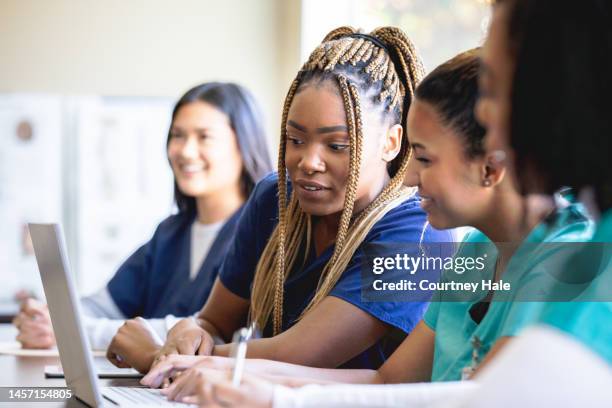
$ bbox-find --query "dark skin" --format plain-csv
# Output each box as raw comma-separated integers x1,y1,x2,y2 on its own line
139,97,554,402
106,317,164,373
108,81,404,375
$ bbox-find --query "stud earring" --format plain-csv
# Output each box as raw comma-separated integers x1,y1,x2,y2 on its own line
483,179,491,187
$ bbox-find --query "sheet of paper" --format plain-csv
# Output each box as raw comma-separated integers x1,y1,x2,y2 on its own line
0,95,63,299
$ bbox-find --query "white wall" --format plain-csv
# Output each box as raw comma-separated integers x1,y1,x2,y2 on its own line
0,0,303,142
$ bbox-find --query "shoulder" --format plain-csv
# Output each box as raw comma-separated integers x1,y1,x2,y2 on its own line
252,172,279,200
241,172,280,224
153,212,195,238
593,210,612,242
462,229,490,244
365,192,453,244
253,171,278,195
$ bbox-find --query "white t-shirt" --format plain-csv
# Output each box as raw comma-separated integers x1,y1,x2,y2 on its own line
190,219,224,280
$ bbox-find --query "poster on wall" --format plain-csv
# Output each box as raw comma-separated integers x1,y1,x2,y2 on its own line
0,94,63,303
0,94,175,305
72,97,174,295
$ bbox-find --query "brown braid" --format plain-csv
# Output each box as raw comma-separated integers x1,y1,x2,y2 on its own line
250,27,424,334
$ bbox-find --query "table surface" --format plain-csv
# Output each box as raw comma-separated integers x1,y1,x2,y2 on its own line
0,324,141,407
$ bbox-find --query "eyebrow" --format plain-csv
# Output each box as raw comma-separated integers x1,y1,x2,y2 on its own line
411,142,426,150
171,125,216,132
316,125,348,134
287,120,348,134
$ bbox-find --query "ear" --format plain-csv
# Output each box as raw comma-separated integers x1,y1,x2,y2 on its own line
382,124,403,162
480,151,507,187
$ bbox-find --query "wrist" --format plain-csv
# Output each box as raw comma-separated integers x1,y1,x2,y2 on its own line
145,347,160,370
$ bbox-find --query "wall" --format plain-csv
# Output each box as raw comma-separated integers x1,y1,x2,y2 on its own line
0,0,303,143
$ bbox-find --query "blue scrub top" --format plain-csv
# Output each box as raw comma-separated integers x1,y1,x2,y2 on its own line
219,173,453,369
106,207,244,318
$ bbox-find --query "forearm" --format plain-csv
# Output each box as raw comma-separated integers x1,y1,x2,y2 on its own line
212,340,383,385
213,334,373,370
81,288,125,320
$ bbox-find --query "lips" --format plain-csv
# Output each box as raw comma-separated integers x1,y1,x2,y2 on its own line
294,178,330,198
295,179,329,190
419,192,435,210
179,163,205,175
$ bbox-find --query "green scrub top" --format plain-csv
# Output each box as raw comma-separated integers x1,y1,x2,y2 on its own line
530,210,612,363
424,202,594,381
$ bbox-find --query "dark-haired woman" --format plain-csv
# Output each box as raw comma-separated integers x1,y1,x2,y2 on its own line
142,48,594,407
13,83,273,358
477,0,611,364
108,26,453,377
435,2,612,406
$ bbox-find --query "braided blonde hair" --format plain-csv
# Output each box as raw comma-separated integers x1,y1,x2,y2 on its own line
250,27,425,335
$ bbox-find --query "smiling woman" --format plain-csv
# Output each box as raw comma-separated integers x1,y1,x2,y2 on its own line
167,101,245,223
13,82,273,358
144,46,595,408
406,49,489,230
122,26,455,385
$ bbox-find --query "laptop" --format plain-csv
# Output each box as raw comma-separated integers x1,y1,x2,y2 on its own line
29,223,192,407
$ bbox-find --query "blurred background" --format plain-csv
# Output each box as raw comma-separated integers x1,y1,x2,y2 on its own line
0,0,489,315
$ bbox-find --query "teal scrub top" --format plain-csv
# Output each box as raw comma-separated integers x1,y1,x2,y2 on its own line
423,202,594,381
529,210,612,363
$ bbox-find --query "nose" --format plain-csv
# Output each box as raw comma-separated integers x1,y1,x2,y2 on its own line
404,152,420,187
297,145,325,174
180,134,199,159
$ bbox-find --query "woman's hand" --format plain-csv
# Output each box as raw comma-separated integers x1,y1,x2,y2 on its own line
151,317,215,367
12,298,55,349
162,366,274,408
141,354,234,388
106,317,164,373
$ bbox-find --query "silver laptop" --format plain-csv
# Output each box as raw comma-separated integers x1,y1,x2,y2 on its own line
29,223,191,407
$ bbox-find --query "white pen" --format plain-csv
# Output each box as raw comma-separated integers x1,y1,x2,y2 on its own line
230,323,257,387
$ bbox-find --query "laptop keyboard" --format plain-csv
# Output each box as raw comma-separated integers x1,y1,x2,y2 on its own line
103,387,195,406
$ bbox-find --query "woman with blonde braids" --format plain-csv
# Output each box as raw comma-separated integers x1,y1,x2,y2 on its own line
141,47,593,407
108,26,453,376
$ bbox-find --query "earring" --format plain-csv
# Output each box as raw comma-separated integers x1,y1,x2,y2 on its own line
483,179,491,187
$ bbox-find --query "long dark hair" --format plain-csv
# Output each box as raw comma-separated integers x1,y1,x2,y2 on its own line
499,0,612,210
167,82,273,214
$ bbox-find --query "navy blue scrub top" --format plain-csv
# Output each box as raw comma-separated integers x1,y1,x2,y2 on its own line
220,173,453,369
107,207,244,319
